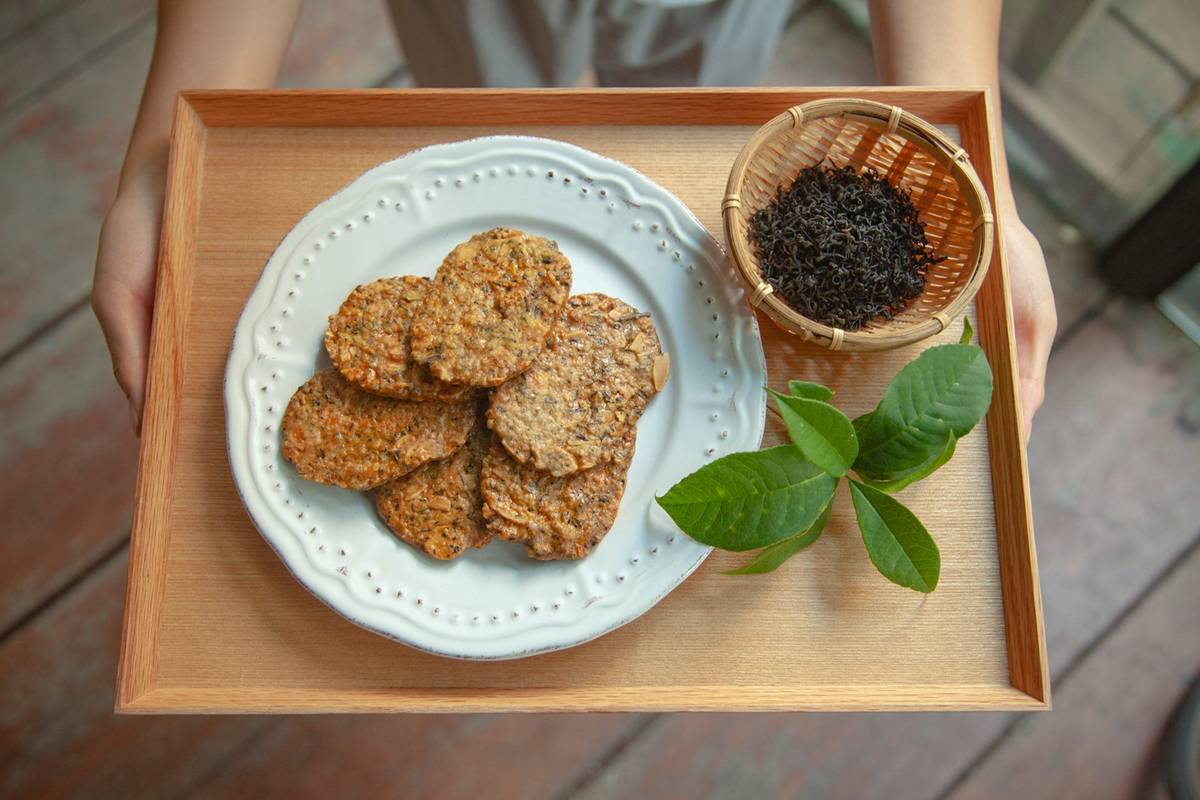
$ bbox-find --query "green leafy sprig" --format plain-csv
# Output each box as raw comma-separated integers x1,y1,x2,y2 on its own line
656,319,992,593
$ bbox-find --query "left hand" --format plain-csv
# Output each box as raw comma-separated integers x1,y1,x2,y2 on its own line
1000,215,1057,441
92,156,166,434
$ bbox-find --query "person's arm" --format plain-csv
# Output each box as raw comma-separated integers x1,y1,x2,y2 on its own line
93,0,302,432
869,0,1056,440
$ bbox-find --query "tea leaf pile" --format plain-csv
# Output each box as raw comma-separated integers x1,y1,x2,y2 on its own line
748,164,944,330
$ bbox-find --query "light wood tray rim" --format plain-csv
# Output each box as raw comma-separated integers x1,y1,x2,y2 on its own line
116,88,1046,714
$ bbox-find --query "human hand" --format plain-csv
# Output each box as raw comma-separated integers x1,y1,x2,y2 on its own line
92,154,167,434
1000,216,1057,441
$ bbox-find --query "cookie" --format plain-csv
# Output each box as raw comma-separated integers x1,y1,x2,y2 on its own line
480,429,635,560
281,369,475,490
409,228,572,387
488,293,667,477
374,410,491,560
325,276,466,400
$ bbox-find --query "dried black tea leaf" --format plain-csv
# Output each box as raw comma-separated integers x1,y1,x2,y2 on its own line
748,164,943,331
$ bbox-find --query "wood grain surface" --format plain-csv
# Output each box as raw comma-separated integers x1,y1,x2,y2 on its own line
117,89,1046,712
184,87,984,128
117,98,204,708
964,89,1047,703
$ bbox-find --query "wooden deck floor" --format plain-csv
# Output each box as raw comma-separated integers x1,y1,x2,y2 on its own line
1,2,1197,798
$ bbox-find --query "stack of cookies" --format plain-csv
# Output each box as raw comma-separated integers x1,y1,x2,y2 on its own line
280,228,669,561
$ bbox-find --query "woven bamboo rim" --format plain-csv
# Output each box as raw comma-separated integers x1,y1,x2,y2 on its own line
723,98,994,351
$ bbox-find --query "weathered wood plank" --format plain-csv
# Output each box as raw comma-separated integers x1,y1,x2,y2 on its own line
948,536,1200,800
189,715,644,800
0,550,269,800
0,307,137,634
577,713,1009,800
0,0,403,353
571,305,1200,799
0,0,151,116
0,22,150,351
1030,304,1200,673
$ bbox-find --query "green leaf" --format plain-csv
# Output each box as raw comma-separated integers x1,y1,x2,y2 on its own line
724,494,835,575
656,446,838,551
853,344,992,477
852,411,874,434
856,432,957,493
769,389,859,477
849,480,940,592
959,316,974,345
788,379,834,402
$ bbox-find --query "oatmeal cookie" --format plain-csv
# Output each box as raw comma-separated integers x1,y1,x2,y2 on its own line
480,429,635,560
409,228,572,386
374,411,491,560
488,293,667,477
325,276,466,400
280,369,475,490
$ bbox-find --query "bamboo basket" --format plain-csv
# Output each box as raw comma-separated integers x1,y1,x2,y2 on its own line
723,97,994,351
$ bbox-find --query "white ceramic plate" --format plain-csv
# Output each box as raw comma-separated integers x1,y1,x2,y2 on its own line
226,136,766,659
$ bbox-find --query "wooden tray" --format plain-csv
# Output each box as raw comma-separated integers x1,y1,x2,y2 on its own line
117,89,1047,713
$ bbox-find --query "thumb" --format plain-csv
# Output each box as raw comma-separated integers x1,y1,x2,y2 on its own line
1018,374,1045,444
92,280,152,434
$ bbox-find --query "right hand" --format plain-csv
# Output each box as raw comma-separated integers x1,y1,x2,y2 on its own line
92,155,167,434
1001,217,1057,442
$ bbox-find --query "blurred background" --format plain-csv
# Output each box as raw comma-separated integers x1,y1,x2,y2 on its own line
1,1,1198,798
